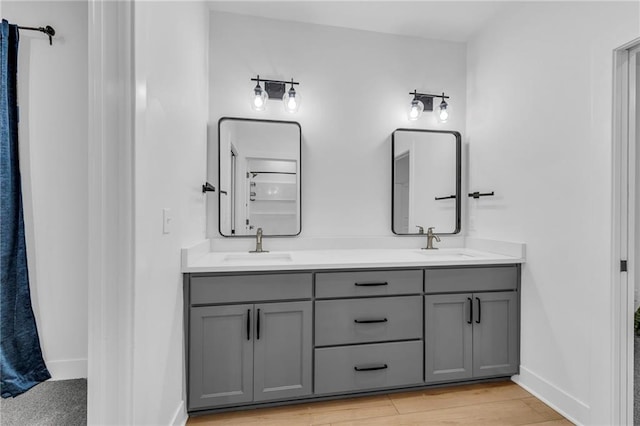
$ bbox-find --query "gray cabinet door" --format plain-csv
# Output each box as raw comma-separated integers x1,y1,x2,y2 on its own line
424,294,473,382
253,301,312,402
472,291,519,378
189,304,254,410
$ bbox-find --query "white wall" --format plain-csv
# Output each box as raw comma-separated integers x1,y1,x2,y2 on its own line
208,12,467,250
466,2,639,424
3,1,88,380
133,1,209,424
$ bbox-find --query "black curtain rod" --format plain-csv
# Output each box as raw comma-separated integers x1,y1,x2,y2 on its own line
17,25,55,45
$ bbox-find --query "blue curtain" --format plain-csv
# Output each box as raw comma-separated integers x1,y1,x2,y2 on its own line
0,19,50,398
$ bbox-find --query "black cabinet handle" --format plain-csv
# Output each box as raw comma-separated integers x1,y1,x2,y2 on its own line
354,318,388,324
256,308,261,340
354,364,388,372
354,282,388,287
467,297,473,324
475,297,481,324
246,309,251,341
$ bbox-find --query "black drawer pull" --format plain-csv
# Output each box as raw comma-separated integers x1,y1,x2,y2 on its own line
354,282,388,287
354,318,388,324
467,298,473,324
354,364,388,372
475,297,481,324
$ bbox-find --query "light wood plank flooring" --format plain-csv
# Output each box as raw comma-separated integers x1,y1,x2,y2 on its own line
187,381,573,425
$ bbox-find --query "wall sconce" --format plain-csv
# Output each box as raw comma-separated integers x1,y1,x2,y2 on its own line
250,75,301,113
407,90,450,123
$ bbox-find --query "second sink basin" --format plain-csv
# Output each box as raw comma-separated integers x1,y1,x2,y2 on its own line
415,249,479,259
222,252,293,264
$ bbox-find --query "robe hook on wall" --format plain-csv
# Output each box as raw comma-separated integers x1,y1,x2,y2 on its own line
17,25,56,45
202,182,216,193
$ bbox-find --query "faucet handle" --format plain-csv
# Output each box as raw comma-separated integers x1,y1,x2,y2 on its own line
427,227,435,234
416,226,424,234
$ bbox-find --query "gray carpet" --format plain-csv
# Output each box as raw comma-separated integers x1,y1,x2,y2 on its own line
636,336,640,425
0,379,86,425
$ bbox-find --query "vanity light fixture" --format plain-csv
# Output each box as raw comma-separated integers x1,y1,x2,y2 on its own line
436,92,449,123
251,75,269,111
283,78,301,113
250,75,301,113
408,90,424,121
407,90,450,122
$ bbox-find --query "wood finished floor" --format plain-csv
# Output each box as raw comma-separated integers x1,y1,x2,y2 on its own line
187,381,573,426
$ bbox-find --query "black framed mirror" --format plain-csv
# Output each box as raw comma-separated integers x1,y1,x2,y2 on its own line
218,117,301,237
391,129,461,235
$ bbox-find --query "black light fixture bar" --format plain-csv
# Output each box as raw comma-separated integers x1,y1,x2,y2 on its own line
17,25,56,45
251,77,300,86
409,91,449,99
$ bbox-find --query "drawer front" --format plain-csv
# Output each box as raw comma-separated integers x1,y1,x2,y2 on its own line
315,296,422,346
315,270,422,298
425,266,518,294
314,341,423,395
190,273,312,304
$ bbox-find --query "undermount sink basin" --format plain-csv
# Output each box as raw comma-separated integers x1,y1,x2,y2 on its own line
415,249,479,259
222,252,293,263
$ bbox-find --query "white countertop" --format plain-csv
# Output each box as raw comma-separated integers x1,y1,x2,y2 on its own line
182,242,525,273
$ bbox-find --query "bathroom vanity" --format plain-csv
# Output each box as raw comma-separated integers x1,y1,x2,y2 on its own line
183,248,522,414
185,120,523,414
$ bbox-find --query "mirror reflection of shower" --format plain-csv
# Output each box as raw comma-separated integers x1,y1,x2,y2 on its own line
218,118,301,237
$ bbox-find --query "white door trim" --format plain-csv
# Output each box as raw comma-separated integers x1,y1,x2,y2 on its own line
612,37,640,426
87,1,135,424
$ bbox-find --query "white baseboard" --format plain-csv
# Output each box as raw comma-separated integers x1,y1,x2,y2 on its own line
512,366,589,425
170,400,187,426
46,358,87,380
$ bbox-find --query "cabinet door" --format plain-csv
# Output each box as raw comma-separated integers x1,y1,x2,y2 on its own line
472,291,519,378
253,301,312,402
424,294,473,382
189,304,253,410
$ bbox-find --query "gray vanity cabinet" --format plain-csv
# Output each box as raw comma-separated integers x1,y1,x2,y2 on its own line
189,301,312,409
424,266,520,383
472,291,519,378
186,273,313,411
189,304,254,409
424,294,473,382
313,270,424,395
185,265,520,414
253,301,313,402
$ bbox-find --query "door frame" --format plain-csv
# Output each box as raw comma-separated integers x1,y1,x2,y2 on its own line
612,37,640,426
87,1,135,424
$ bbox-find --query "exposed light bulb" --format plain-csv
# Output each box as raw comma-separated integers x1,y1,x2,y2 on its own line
436,97,449,123
251,79,268,111
283,85,300,113
408,98,424,121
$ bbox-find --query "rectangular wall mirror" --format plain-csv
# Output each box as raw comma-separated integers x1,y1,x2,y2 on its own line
218,117,301,237
392,129,461,235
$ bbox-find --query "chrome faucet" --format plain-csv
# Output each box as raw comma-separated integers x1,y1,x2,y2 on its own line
250,227,269,253
422,227,441,250
416,226,425,234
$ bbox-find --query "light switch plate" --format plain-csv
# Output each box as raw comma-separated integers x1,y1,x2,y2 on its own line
163,208,172,234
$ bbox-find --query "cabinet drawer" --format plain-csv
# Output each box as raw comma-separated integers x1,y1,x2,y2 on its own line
315,296,422,346
425,266,517,294
190,273,312,304
314,341,423,395
315,270,422,298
